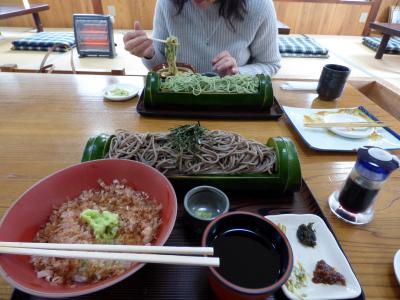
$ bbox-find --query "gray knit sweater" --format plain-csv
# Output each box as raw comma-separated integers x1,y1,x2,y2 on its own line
142,0,281,76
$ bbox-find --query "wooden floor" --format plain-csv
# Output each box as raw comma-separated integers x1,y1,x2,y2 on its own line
0,27,399,86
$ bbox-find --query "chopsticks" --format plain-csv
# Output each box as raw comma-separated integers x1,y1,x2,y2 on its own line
0,242,213,255
0,242,219,267
304,121,388,128
148,37,180,45
149,37,168,44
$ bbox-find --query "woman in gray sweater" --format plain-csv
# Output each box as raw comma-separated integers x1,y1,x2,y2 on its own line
123,0,281,76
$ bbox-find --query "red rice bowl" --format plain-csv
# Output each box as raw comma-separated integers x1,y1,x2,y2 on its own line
32,179,162,286
0,159,177,298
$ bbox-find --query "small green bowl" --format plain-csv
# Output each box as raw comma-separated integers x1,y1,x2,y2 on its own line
184,186,230,234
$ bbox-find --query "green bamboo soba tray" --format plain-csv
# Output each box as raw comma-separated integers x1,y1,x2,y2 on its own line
143,72,274,111
81,135,301,194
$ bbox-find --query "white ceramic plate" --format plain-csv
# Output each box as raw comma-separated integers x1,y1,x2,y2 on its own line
265,214,362,300
103,84,140,101
394,249,400,285
323,113,374,139
282,106,400,151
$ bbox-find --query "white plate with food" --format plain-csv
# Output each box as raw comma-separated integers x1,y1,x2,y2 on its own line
323,113,374,139
103,84,140,101
282,106,400,152
265,214,362,300
394,249,400,285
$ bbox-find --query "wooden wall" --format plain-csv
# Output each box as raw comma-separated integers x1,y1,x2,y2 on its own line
101,0,156,30
376,0,399,22
0,0,391,35
0,0,94,28
274,2,371,35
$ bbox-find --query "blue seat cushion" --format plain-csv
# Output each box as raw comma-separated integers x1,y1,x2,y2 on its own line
12,32,75,52
362,36,400,54
279,36,329,57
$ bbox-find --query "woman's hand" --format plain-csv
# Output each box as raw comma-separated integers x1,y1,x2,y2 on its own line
212,51,239,76
123,21,155,59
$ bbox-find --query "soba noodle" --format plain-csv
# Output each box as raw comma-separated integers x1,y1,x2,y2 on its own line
108,129,276,175
160,73,260,96
165,36,179,76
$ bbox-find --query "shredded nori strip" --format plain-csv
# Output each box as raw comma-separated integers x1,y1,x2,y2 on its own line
297,222,317,247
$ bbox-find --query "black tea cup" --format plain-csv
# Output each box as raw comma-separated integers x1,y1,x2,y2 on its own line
317,64,351,100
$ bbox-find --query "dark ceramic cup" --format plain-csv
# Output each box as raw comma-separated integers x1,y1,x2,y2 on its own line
202,212,293,300
317,64,351,100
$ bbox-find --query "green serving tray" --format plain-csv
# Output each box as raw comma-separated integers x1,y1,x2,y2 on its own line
143,72,274,111
81,135,301,194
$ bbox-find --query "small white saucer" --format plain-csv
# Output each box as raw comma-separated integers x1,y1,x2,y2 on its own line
103,84,139,101
266,214,362,300
394,249,400,285
324,113,374,139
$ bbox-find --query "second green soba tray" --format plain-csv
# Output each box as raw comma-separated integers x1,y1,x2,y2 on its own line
142,72,274,111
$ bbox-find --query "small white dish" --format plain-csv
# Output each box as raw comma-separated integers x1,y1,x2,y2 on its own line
103,84,139,101
265,214,362,300
394,249,400,285
323,113,374,139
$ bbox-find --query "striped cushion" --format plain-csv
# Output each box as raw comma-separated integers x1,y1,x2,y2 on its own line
279,36,329,58
362,36,400,54
12,32,75,52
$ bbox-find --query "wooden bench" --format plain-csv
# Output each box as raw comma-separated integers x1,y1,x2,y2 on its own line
0,3,49,32
369,22,400,59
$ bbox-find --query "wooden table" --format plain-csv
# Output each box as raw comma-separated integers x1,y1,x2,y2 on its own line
369,22,400,59
0,3,49,32
0,73,399,300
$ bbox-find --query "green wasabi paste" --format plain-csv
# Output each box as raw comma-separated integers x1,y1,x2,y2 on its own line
195,210,213,219
80,209,119,242
110,88,129,96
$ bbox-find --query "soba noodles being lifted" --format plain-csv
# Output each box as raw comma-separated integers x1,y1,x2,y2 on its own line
165,36,179,76
108,124,276,175
161,35,261,96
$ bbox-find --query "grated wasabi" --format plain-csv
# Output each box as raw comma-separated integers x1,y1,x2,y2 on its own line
80,209,119,242
109,88,129,97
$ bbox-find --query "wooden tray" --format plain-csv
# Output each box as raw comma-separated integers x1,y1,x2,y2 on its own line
10,181,365,300
136,92,284,120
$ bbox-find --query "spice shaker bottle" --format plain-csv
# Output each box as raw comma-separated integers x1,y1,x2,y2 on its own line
329,146,399,225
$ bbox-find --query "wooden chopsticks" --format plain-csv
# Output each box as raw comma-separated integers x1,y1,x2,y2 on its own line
0,242,213,255
304,121,388,128
148,37,180,45
148,37,168,43
0,242,219,267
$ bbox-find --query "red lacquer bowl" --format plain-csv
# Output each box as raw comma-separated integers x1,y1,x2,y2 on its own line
0,159,177,298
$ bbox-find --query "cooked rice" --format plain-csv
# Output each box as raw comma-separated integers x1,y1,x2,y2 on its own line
31,179,162,285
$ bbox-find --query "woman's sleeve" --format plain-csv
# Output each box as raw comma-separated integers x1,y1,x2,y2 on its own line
238,0,281,76
142,1,168,70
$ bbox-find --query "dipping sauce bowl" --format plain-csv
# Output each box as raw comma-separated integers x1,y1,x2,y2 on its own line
202,211,293,300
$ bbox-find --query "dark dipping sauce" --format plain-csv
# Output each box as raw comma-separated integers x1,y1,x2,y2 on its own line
211,228,281,289
338,177,379,213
